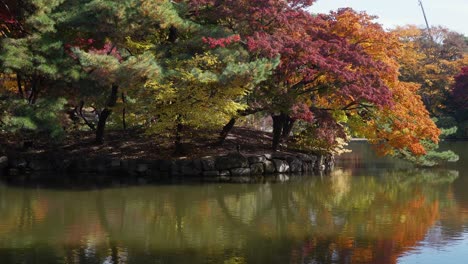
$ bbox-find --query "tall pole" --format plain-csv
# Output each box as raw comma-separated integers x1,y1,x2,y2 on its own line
418,0,433,41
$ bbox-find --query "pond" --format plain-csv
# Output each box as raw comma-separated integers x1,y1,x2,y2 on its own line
0,141,467,264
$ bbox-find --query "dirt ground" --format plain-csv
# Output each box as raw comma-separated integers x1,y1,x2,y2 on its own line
0,127,303,159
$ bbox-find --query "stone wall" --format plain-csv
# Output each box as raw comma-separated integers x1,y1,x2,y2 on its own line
0,152,334,183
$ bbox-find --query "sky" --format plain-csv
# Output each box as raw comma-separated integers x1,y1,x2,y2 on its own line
309,0,467,35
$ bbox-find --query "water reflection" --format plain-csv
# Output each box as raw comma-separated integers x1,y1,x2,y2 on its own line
0,161,466,264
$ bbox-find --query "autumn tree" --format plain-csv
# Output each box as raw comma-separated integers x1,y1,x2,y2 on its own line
120,1,278,153
188,2,398,151
319,10,458,165
452,66,468,110
393,25,467,117
449,66,468,138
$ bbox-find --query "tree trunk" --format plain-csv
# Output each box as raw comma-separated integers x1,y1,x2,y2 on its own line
95,85,118,144
281,116,295,140
121,92,127,130
272,114,285,151
77,100,96,130
217,118,236,145
174,116,184,155
16,73,24,98
28,77,38,105
272,113,294,151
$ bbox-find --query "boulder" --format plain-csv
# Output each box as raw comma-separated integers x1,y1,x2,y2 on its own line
289,158,303,173
202,170,220,177
264,160,276,174
28,159,51,171
324,154,335,171
273,159,289,173
0,156,9,169
314,155,325,171
11,158,28,169
158,160,171,172
271,153,291,160
170,160,183,176
201,157,216,171
215,153,249,170
230,168,251,176
121,159,137,172
302,162,313,172
0,156,8,176
220,170,231,177
8,168,20,176
136,163,150,173
250,163,265,175
247,155,266,164
180,165,201,176
179,160,202,176
108,159,121,169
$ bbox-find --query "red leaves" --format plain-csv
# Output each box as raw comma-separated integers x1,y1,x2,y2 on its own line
452,66,468,109
291,103,314,122
202,34,241,48
65,39,122,62
0,13,17,24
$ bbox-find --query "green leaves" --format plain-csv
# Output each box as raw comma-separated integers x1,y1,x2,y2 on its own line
0,98,68,140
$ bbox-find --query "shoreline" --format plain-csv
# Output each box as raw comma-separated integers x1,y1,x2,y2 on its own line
0,151,335,185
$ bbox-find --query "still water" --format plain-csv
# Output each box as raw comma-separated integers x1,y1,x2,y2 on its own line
0,142,467,264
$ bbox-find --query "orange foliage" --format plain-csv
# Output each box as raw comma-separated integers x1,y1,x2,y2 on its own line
372,82,440,156
317,10,440,156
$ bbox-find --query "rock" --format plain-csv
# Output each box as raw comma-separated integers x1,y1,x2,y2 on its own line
110,159,121,168
0,156,8,176
28,159,51,171
8,168,20,176
87,158,106,173
248,155,266,164
324,155,335,171
296,153,316,163
11,158,28,169
171,160,182,176
136,163,149,173
230,168,251,176
192,159,203,171
264,160,276,174
180,165,201,176
96,162,107,173
302,162,313,172
215,153,249,170
121,159,137,172
201,157,216,171
218,175,231,182
158,160,171,172
289,158,303,173
314,155,324,171
250,163,265,175
202,170,220,177
273,159,289,173
179,160,202,176
271,153,291,160
220,170,231,177
0,156,8,169
137,177,148,185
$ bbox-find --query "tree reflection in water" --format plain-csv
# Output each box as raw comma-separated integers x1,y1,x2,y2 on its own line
0,168,464,264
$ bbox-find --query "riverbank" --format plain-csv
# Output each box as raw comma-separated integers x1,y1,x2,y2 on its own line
0,127,335,183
